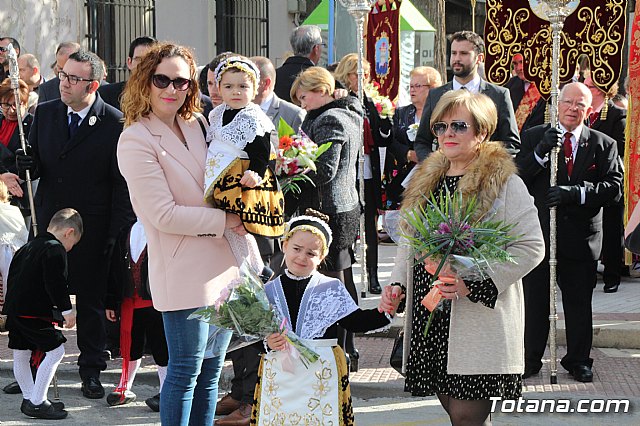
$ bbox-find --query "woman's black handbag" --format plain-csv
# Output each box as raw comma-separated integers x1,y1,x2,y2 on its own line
390,330,405,376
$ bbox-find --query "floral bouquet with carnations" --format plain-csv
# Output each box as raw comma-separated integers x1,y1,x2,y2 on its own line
365,81,395,119
190,261,320,368
275,118,331,195
402,189,519,336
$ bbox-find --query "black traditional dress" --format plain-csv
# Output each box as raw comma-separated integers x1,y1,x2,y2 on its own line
205,103,284,238
253,271,391,425
404,176,522,400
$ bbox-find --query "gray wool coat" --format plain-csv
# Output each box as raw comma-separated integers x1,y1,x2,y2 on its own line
299,97,363,214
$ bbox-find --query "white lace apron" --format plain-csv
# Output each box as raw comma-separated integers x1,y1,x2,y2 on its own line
256,273,359,425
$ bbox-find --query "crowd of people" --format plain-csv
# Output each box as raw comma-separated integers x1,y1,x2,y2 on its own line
0,22,634,426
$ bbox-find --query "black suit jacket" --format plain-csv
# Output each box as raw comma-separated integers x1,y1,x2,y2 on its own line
589,101,626,157
37,77,61,104
2,232,72,317
515,124,622,261
414,80,520,160
97,81,126,111
28,93,135,294
274,56,315,103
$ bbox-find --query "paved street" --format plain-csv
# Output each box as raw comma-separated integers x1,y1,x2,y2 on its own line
1,243,640,424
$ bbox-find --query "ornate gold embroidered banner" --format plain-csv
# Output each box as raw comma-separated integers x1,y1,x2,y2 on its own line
483,0,627,100
624,0,640,226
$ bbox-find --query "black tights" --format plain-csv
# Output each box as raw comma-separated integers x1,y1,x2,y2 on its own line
321,267,357,354
437,394,492,426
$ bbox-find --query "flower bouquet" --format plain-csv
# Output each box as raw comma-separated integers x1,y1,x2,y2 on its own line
190,261,320,368
275,118,332,195
365,82,395,119
402,189,519,336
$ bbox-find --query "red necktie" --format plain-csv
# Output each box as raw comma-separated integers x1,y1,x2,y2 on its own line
588,111,600,127
563,132,573,177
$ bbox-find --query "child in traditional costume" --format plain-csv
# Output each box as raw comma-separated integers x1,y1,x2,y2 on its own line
253,210,403,425
204,55,284,236
105,218,167,412
2,208,82,420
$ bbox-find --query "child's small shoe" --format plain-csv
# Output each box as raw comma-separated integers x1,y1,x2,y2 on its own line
21,399,68,420
22,399,64,411
107,389,136,406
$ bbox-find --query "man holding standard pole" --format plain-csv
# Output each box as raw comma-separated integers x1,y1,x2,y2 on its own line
515,82,622,383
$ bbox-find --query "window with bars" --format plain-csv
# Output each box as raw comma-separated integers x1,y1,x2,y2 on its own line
85,0,156,83
215,0,269,57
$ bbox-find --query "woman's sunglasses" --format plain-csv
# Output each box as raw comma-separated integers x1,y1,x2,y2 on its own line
431,121,472,137
152,74,191,91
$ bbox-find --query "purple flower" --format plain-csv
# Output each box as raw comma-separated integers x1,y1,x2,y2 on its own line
437,222,451,234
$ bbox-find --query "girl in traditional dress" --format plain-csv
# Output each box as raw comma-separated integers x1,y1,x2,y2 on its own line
204,56,284,240
253,210,403,425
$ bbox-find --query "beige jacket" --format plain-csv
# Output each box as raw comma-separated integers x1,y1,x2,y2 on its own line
117,113,238,312
390,143,545,375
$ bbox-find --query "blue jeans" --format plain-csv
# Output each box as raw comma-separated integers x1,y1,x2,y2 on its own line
161,308,232,426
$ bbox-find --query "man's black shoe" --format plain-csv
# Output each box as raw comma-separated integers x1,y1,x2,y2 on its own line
81,377,105,399
21,399,68,420
3,381,21,394
603,283,619,293
145,393,160,412
22,398,65,411
570,365,593,383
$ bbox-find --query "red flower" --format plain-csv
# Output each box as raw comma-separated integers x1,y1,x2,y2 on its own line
375,103,383,113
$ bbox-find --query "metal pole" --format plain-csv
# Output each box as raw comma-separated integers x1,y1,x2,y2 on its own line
6,44,55,398
471,0,477,33
6,44,38,237
340,0,376,299
528,0,579,386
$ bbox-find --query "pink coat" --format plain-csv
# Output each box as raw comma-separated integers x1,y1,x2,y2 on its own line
117,112,238,312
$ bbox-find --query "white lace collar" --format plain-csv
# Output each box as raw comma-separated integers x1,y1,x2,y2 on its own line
265,273,358,340
206,102,274,151
284,269,314,281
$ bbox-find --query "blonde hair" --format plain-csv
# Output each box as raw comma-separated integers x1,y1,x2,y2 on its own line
0,180,10,203
431,90,497,143
409,66,443,88
333,53,370,92
120,42,201,127
290,66,335,106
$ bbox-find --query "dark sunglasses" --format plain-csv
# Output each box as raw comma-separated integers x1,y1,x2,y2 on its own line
0,46,7,52
431,121,472,137
152,74,191,91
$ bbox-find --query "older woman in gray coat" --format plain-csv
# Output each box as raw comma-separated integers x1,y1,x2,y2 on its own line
383,90,544,425
290,66,364,370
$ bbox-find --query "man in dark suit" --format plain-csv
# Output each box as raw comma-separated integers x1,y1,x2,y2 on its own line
0,37,20,81
99,36,157,111
414,31,520,161
504,53,546,134
18,49,134,398
584,75,627,293
516,82,622,382
37,42,81,104
274,25,323,103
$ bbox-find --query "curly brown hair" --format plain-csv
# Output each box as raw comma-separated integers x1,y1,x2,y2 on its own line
0,78,29,106
120,42,201,127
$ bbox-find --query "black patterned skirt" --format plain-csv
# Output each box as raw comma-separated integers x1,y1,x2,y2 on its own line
404,263,522,400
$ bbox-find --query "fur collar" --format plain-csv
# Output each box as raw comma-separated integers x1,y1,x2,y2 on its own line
401,142,517,221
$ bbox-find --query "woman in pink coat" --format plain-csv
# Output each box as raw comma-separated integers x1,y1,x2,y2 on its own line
117,42,244,426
